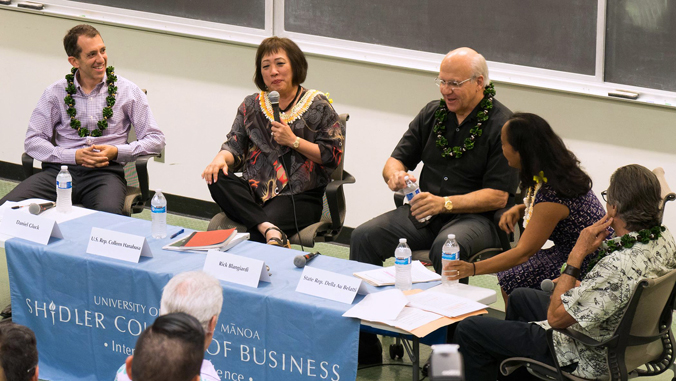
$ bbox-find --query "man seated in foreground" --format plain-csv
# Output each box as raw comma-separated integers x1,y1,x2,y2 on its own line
454,164,676,380
123,312,204,381
0,323,39,381
116,271,223,381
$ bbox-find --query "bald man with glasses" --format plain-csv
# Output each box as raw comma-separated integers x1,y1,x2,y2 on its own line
350,47,518,364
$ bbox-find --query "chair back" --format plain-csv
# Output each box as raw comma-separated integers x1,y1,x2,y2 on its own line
653,167,675,224
617,268,676,373
318,113,349,226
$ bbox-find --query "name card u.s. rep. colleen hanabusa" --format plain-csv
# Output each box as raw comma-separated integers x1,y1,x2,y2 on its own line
296,266,364,304
0,209,63,245
86,227,153,263
203,250,271,288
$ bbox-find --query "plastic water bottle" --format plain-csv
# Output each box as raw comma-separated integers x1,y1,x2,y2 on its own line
56,165,72,213
403,176,431,222
151,189,167,238
442,234,460,287
395,238,412,291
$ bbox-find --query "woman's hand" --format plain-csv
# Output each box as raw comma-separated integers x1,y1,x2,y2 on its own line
201,151,230,185
444,259,475,281
499,204,524,234
270,120,296,147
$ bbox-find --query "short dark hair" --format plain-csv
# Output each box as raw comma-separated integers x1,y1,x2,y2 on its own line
0,323,38,381
63,24,101,58
607,164,662,231
253,37,308,91
504,113,592,198
132,312,205,381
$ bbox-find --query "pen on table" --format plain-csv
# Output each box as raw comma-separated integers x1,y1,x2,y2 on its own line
170,229,185,239
11,204,29,210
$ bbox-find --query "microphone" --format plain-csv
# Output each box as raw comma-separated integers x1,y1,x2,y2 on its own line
268,90,281,122
29,202,56,215
294,252,321,268
541,279,555,294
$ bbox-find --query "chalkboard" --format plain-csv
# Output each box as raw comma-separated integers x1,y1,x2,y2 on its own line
605,0,676,92
284,0,597,75
70,0,266,29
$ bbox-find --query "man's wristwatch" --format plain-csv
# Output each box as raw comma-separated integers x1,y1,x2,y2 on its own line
292,137,301,149
443,196,453,212
560,263,581,280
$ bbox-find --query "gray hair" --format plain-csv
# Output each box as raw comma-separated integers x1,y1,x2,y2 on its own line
607,164,662,231
471,53,490,86
160,271,223,331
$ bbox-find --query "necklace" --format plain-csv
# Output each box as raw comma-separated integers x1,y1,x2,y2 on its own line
523,171,548,229
433,82,495,159
586,225,666,273
279,86,302,113
64,66,117,138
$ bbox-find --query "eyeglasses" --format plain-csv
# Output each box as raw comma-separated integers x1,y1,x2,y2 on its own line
435,76,474,90
601,190,608,202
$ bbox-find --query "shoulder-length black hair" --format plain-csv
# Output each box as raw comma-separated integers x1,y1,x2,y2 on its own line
504,113,592,198
253,37,308,91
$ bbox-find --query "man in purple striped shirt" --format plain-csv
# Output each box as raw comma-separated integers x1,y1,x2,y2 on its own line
0,24,165,215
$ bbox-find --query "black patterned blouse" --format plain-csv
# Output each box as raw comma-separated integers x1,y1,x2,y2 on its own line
220,90,344,202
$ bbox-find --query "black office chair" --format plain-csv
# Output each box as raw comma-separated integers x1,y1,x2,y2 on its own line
500,268,676,381
208,113,355,248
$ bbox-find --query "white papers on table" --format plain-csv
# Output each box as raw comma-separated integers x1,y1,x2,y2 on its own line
407,291,487,318
380,307,442,332
353,260,441,286
342,289,408,322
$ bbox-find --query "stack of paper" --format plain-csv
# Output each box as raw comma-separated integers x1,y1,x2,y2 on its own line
163,229,249,252
353,261,441,286
343,288,488,335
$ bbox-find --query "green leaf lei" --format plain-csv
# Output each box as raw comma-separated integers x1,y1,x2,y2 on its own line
433,82,495,159
64,66,117,138
586,225,666,272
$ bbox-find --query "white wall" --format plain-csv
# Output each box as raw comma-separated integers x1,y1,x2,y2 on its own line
1,10,675,230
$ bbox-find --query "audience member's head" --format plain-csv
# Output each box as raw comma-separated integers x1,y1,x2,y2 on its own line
606,164,662,231
160,271,223,350
125,312,204,381
0,323,38,381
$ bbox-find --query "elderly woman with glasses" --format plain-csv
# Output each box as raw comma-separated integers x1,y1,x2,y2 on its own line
445,113,607,300
202,37,344,247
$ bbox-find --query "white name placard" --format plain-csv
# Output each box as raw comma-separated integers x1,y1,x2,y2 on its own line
203,250,271,288
0,209,63,245
296,266,363,304
86,227,153,263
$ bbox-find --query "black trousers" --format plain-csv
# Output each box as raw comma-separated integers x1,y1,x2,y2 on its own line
207,171,324,243
349,205,501,274
0,162,127,215
453,288,559,381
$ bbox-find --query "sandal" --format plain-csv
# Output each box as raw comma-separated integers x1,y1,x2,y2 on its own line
264,226,290,248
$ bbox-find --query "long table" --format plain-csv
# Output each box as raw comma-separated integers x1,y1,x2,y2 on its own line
7,211,385,381
5,208,495,381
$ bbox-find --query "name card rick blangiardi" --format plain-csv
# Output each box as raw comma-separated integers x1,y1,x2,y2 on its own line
87,227,153,263
0,209,63,245
203,250,271,288
296,266,364,304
